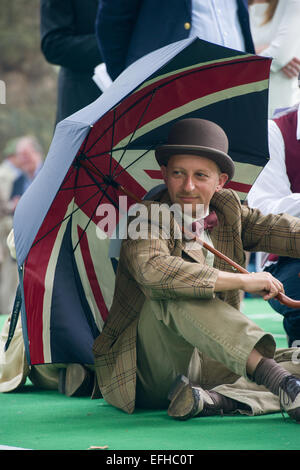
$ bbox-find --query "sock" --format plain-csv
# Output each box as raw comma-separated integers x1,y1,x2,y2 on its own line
253,357,291,396
208,391,250,413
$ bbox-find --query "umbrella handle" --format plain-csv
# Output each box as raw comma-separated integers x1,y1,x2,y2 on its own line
201,240,300,309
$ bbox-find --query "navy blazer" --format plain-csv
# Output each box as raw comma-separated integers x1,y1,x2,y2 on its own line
41,0,102,122
96,0,254,80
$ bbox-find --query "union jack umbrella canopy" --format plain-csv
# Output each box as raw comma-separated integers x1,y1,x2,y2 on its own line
12,37,271,366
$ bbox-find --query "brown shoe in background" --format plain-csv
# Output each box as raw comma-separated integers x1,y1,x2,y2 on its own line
59,364,94,397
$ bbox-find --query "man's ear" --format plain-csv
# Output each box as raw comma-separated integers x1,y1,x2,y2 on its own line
215,173,228,192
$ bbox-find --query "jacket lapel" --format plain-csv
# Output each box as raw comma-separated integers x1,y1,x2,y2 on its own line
155,190,208,264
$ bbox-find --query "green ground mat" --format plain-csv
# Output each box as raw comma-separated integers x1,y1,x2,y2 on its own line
0,298,300,451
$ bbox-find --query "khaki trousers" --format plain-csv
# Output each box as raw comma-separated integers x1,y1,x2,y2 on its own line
136,296,300,414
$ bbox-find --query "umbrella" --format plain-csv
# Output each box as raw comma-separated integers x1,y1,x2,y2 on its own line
12,37,272,366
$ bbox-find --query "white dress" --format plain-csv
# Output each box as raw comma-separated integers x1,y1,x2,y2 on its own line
249,0,300,117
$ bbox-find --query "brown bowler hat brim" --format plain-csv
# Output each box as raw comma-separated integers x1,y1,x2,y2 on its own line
155,144,235,180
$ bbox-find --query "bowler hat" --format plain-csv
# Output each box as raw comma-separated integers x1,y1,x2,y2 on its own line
155,118,235,180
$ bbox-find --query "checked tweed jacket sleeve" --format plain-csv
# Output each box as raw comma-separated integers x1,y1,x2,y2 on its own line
93,188,300,413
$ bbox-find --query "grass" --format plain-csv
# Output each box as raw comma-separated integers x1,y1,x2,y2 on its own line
0,298,299,452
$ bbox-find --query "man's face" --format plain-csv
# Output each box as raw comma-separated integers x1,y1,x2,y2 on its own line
161,154,228,216
16,141,41,176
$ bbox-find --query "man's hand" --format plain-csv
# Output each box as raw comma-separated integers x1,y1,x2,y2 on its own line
215,270,284,301
239,272,284,301
282,57,300,78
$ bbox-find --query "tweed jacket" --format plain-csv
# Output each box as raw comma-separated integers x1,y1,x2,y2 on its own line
93,188,300,413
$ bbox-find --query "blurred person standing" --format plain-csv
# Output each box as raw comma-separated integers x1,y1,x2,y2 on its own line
0,140,24,203
249,0,300,117
0,135,95,397
0,135,43,316
0,140,27,316
248,104,300,347
96,0,255,81
40,0,103,124
12,136,43,197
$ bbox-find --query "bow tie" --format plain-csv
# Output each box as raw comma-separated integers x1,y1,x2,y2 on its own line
191,211,218,236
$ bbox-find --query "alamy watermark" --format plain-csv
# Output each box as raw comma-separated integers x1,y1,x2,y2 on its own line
0,80,6,104
95,195,205,243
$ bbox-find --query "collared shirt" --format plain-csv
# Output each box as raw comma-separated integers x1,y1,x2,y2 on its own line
183,211,215,266
247,105,300,218
247,106,300,270
189,0,246,52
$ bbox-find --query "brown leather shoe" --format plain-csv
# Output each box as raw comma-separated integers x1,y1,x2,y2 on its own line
167,375,248,420
167,375,213,420
59,364,94,397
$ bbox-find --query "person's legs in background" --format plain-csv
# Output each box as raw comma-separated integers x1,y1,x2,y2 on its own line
265,257,300,347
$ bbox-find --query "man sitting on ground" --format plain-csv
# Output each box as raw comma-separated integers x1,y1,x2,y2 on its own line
93,118,300,422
